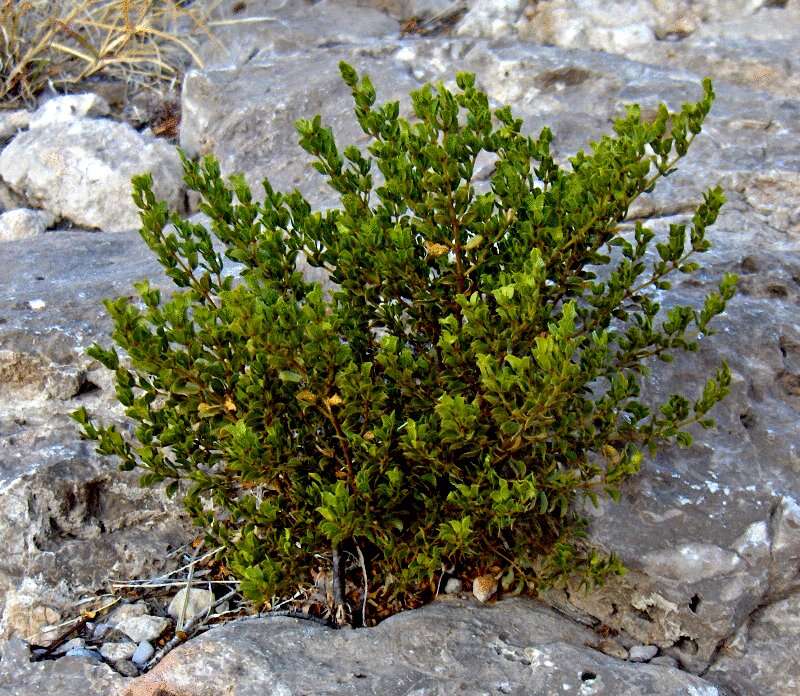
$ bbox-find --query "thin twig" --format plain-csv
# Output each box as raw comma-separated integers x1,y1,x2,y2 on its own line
355,542,368,625
111,579,239,589
177,542,202,632
206,16,278,27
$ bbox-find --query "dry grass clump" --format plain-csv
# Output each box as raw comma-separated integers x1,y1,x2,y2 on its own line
0,0,221,108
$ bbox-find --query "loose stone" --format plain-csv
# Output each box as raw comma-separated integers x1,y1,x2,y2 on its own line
628,644,659,662
597,639,628,660
472,575,498,603
116,615,170,643
132,640,155,667
112,659,140,677
168,588,216,624
444,578,463,594
53,637,86,656
651,655,680,668
100,641,137,662
65,646,103,661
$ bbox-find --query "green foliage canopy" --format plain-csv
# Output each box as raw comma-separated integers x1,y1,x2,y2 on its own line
73,63,736,624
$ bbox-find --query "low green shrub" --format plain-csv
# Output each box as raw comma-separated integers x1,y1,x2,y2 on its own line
73,62,735,625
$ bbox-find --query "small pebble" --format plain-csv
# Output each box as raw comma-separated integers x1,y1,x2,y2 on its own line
472,574,498,603
628,644,659,662
100,641,137,662
168,588,215,624
108,602,149,626
53,637,86,656
116,615,170,643
444,578,463,594
132,640,154,667
112,659,140,677
92,622,111,640
597,639,628,660
650,655,679,668
65,646,102,661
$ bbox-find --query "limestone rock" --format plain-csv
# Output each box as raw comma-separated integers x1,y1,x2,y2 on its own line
0,208,54,241
100,641,137,662
0,230,191,640
0,110,30,144
597,638,628,660
444,577,463,594
28,93,111,130
108,603,149,626
197,0,400,68
629,644,659,662
115,615,170,644
0,581,62,644
180,51,419,209
0,639,127,696
512,0,800,99
0,118,183,232
168,588,216,625
125,598,721,696
131,640,154,667
52,637,86,656
455,0,525,39
705,593,800,694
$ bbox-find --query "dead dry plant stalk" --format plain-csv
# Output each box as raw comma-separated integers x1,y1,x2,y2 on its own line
0,0,223,108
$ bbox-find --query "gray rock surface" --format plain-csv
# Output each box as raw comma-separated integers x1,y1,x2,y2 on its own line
0,229,191,641
124,598,721,696
180,49,420,207
0,638,126,696
0,118,183,232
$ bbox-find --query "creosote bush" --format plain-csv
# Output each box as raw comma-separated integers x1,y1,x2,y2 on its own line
73,62,736,626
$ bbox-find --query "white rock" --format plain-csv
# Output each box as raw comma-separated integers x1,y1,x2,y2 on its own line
115,614,170,643
99,641,137,661
0,208,54,241
0,110,30,142
0,118,184,232
629,644,659,662
0,581,63,643
444,577,463,594
107,602,149,625
457,0,525,39
132,640,155,667
168,588,216,624
28,94,110,130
